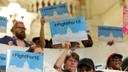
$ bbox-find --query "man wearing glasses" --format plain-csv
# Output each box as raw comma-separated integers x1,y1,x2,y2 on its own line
0,21,29,47
106,53,123,71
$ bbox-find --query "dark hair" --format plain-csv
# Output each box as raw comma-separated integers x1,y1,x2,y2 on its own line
106,53,123,68
45,39,52,48
32,37,53,48
77,58,95,72
64,52,79,63
32,37,40,43
44,38,62,48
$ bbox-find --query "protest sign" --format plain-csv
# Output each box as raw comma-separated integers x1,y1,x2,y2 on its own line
6,50,43,72
98,26,123,41
50,16,88,44
40,3,71,22
0,16,8,33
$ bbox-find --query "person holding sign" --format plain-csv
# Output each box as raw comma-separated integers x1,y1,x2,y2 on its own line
27,17,45,53
54,42,79,72
37,16,63,48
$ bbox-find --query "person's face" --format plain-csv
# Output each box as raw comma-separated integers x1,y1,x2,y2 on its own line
109,57,122,70
65,57,78,72
14,22,26,40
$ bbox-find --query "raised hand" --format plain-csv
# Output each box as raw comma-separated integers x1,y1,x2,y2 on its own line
64,41,71,49
40,16,45,26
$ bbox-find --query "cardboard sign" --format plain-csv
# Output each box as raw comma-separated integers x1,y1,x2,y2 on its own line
40,3,71,22
6,50,44,72
0,16,8,33
50,17,88,44
0,54,6,72
98,26,123,41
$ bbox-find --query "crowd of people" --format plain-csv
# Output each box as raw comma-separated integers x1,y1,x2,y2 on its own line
54,42,128,72
0,16,127,72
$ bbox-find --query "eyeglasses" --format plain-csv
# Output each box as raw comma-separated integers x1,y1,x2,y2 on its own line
16,27,26,30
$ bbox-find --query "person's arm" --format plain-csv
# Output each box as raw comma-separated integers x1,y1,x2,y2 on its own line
39,17,45,48
54,42,71,71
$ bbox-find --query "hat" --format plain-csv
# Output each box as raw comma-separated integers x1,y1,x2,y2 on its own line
106,53,123,67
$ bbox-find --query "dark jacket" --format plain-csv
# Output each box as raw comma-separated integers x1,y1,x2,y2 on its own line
0,36,30,47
